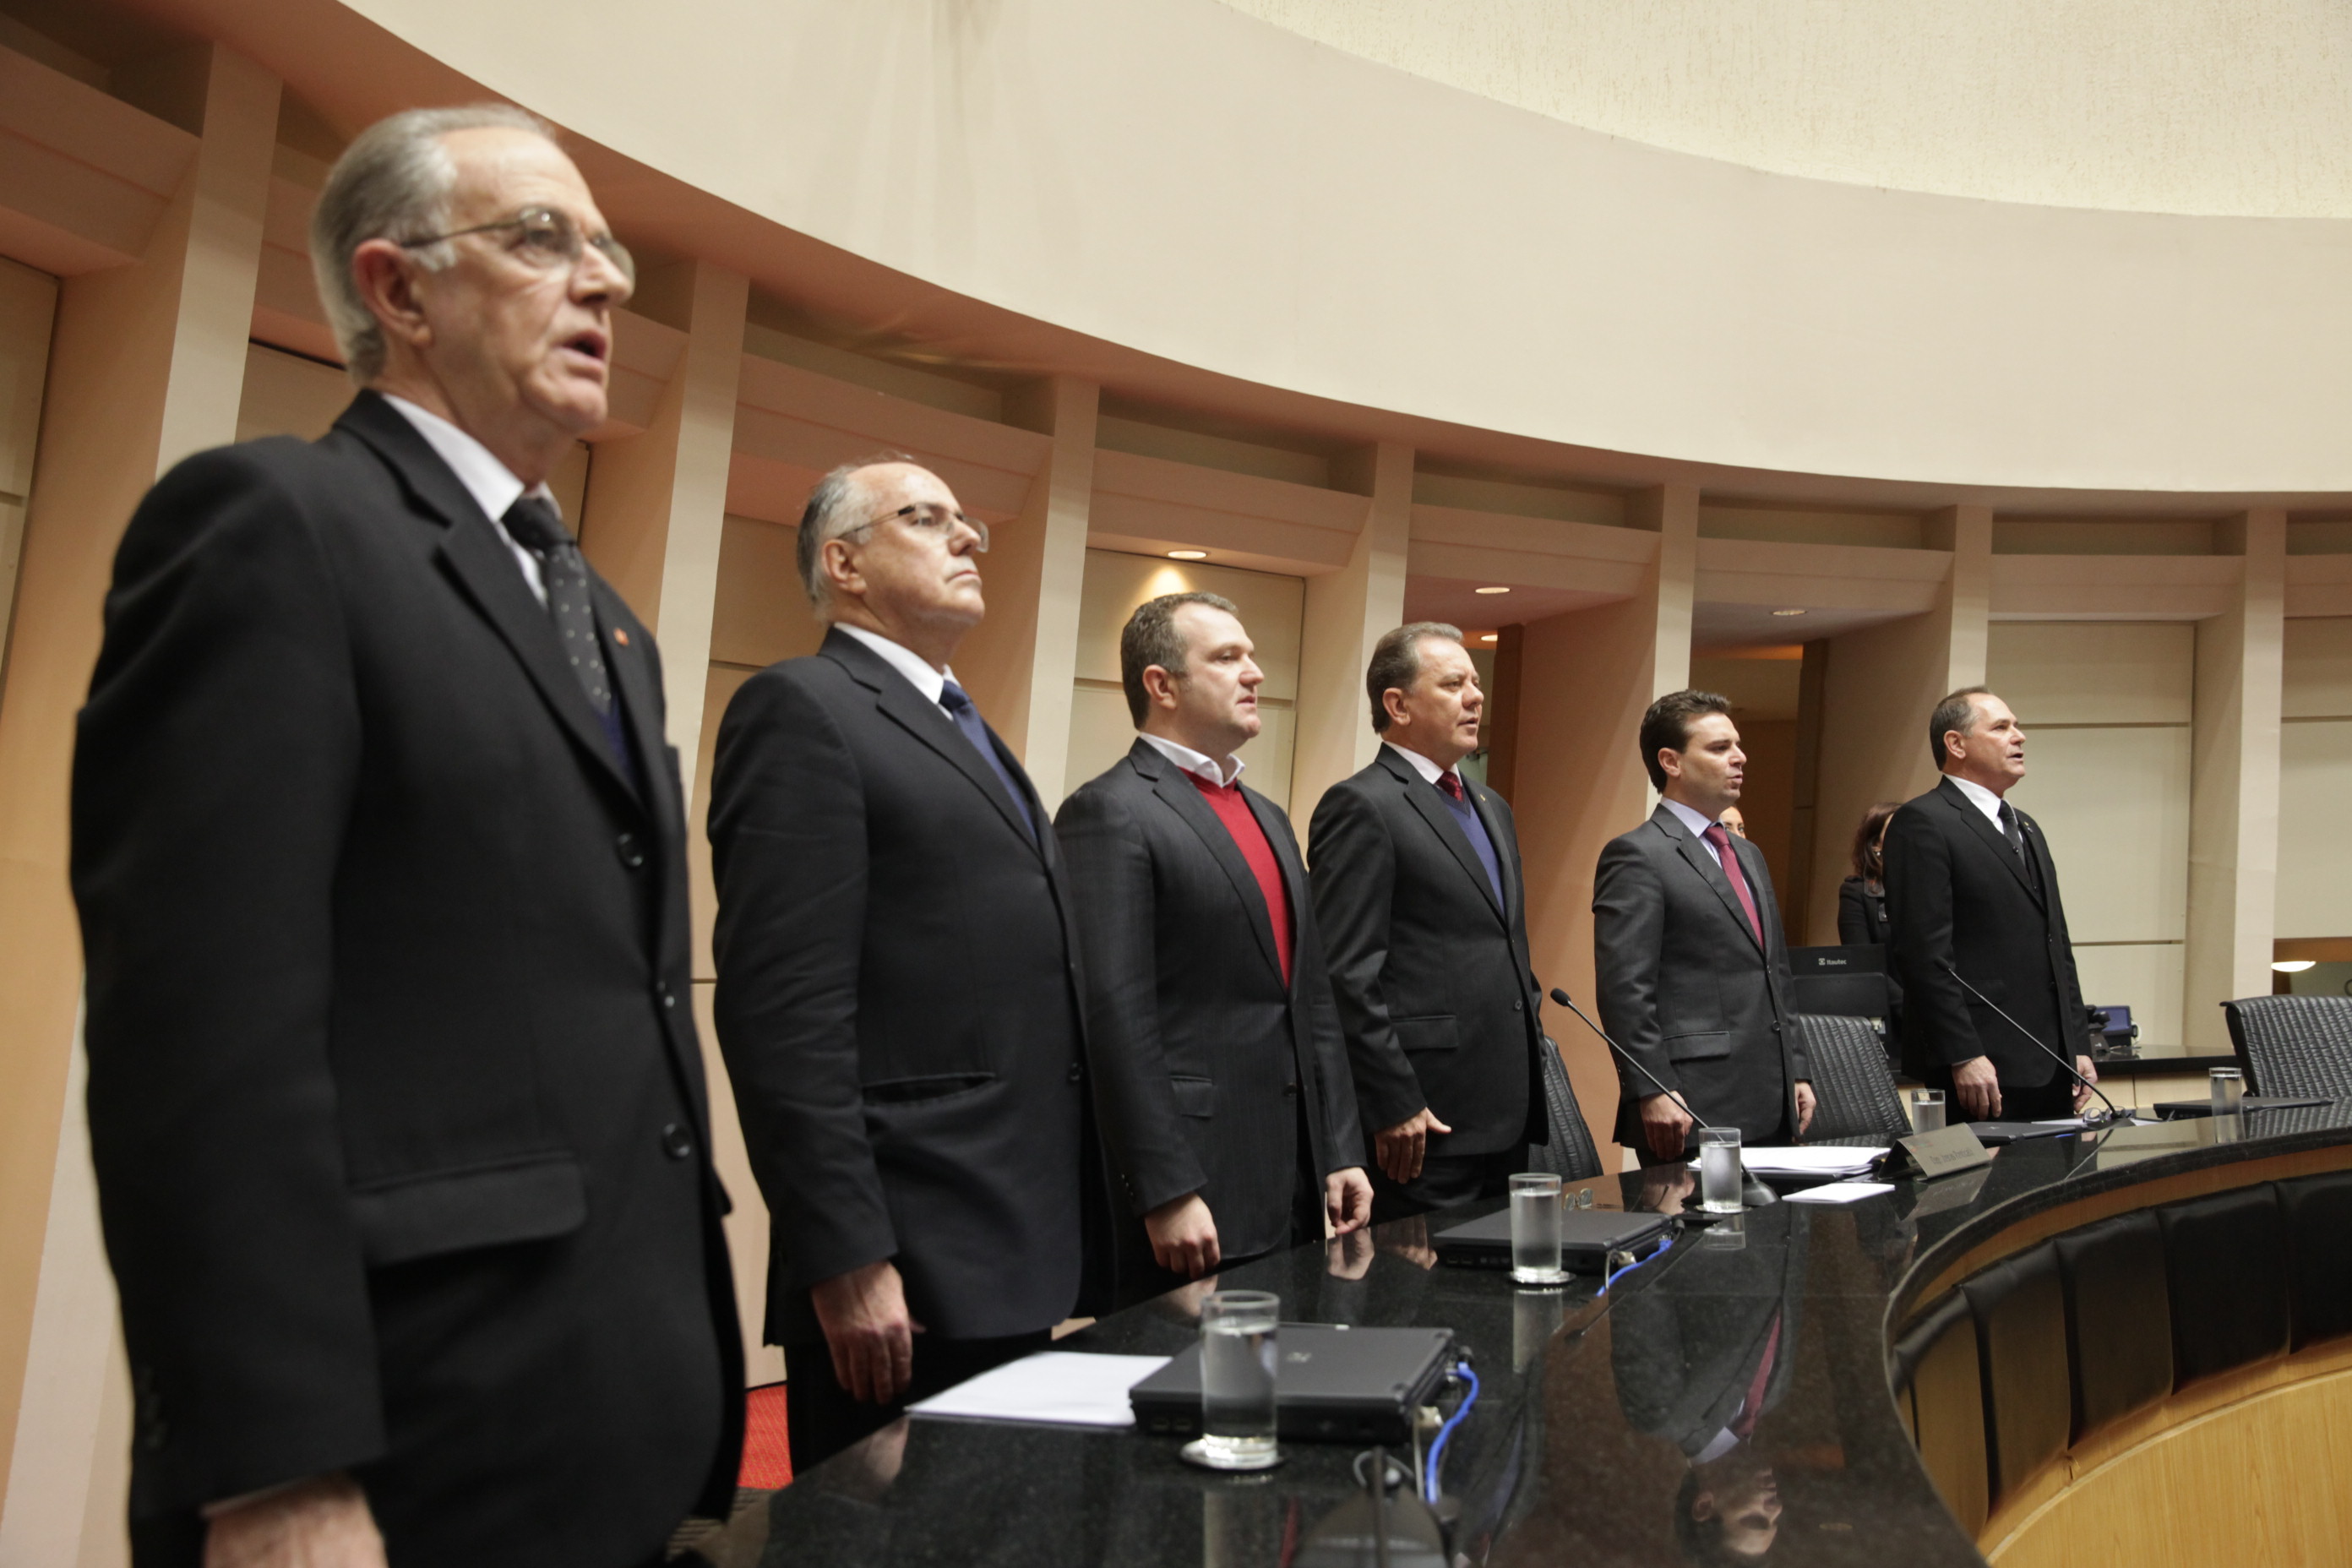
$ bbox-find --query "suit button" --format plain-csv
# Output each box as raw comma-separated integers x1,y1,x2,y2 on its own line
1068,1063,1084,1084
661,1124,694,1161
616,831,646,869
1512,999,1523,1012
655,983,676,1010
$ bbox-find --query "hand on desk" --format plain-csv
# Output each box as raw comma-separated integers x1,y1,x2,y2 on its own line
1952,1056,2002,1120
2072,1055,2099,1114
1145,1192,1222,1278
1639,1091,1695,1162
204,1473,385,1568
1375,1108,1452,1183
812,1259,924,1404
1326,1167,1374,1235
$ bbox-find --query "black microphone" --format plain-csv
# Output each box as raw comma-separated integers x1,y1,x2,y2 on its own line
1547,987,1703,1130
1938,961,2127,1124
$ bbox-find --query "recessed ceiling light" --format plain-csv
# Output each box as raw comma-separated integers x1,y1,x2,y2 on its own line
1772,608,1808,617
1474,585,1511,596
1478,634,1499,644
1167,549,1208,561
2273,959,2317,973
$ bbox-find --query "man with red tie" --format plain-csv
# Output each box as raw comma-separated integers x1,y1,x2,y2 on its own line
1057,593,1371,1304
1594,691,1816,1163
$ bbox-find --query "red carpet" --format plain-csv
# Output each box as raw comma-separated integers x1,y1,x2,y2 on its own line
739,1383,792,1489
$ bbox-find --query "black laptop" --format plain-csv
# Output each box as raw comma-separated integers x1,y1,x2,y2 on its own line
2152,1096,2330,1119
1128,1323,1454,1444
1429,1208,1672,1272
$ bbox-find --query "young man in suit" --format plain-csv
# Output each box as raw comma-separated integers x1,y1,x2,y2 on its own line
708,457,1109,1472
1886,687,2098,1121
1309,623,1550,1221
1057,593,1373,1304
73,108,739,1567
1593,691,1815,1162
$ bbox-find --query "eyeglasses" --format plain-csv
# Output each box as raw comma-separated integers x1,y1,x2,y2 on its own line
843,502,988,553
399,206,635,286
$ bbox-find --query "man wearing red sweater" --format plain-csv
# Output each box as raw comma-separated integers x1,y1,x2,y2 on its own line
1057,593,1373,1304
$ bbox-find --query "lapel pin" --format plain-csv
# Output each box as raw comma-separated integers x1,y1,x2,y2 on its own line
612,628,630,646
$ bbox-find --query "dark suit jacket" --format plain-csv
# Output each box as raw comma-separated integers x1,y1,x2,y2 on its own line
709,628,1108,1345
1885,776,2087,1086
71,392,739,1565
1837,876,1891,947
1055,739,1365,1269
1593,805,1809,1146
1308,746,1544,1156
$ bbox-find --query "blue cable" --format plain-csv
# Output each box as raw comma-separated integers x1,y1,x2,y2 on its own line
1423,1364,1479,1505
1598,1235,1674,1296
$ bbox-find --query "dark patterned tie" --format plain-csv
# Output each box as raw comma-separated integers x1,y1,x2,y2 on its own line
500,495,612,719
938,678,1036,841
1999,802,2041,889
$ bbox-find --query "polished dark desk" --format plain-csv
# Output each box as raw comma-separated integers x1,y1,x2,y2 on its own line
723,1107,2352,1568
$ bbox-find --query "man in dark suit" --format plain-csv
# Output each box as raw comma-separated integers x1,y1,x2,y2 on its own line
1057,593,1372,1304
1594,691,1815,1163
1309,623,1549,1221
709,456,1108,1472
72,107,738,1567
1886,687,2097,1121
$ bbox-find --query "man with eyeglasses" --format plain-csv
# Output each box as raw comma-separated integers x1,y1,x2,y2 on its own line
708,457,1111,1472
74,108,737,1566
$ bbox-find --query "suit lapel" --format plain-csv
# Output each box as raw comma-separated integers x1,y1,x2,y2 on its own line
592,581,672,826
1134,743,1285,983
1657,806,1763,954
1384,750,1506,925
1466,781,1520,926
823,632,1042,856
341,396,641,808
1937,779,2042,906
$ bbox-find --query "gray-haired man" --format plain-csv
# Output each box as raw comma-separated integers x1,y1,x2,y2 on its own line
74,107,737,1565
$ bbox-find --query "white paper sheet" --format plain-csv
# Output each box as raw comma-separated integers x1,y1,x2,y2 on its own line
906,1351,1171,1429
1689,1146,1887,1178
1783,1180,1896,1205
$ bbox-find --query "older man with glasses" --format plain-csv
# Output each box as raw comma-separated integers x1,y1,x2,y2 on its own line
73,106,738,1566
708,456,1113,1473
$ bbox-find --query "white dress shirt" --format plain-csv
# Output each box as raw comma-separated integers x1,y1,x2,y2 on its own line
1660,796,1729,868
382,395,554,606
1946,772,2010,828
833,623,958,718
1381,740,1465,792
1140,732,1244,787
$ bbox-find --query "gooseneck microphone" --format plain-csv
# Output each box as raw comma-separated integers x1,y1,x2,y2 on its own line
1547,987,1703,1130
1939,961,2127,1124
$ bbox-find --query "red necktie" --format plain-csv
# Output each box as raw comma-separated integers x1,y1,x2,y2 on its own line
1438,771,1465,801
1731,1312,1782,1440
1705,823,1763,947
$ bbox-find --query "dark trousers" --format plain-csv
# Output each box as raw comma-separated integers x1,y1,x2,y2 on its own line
784,1328,1052,1475
1923,1063,2077,1121
1369,1146,1522,1223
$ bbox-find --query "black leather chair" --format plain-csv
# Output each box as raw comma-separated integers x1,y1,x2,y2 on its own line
2278,1171,2352,1350
1890,1293,1988,1534
2159,1185,2289,1386
1526,1037,1603,1182
1958,1243,2070,1502
1793,1013,1909,1141
2219,995,2352,1098
2051,1210,2172,1442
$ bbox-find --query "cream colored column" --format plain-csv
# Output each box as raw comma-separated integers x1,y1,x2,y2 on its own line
0,45,277,1560
957,376,1095,798
1804,504,1990,943
577,260,749,792
2184,510,2285,1052
1512,482,1696,1173
1293,443,1411,826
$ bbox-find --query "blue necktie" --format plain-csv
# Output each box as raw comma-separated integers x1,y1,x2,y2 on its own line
939,679,1036,841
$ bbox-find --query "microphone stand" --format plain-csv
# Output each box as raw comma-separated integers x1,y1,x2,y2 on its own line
1547,987,1706,1133
1938,961,2129,1125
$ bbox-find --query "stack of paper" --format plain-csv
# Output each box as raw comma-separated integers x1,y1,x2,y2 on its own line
906,1351,1171,1429
1785,1181,1896,1205
1690,1146,1887,1179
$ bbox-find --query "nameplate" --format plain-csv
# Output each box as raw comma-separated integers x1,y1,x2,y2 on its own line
1890,1124,1993,1180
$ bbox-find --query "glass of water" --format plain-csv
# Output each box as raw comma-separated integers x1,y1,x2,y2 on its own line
1192,1291,1280,1470
1699,1127,1744,1214
1911,1089,1946,1134
1508,1173,1567,1285
2210,1067,2245,1117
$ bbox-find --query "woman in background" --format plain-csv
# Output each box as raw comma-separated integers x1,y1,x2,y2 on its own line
1838,802,1900,947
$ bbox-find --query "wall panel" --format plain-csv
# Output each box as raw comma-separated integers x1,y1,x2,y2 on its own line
2277,719,2352,939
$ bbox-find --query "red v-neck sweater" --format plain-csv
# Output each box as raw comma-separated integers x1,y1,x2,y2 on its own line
1185,772,1293,985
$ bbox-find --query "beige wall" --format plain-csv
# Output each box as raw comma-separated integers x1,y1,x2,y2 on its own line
2278,618,2352,939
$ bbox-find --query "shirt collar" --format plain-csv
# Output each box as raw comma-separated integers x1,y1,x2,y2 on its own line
1382,740,1457,789
381,394,552,526
1946,772,2007,823
835,623,954,710
1139,732,1244,787
1661,797,1720,839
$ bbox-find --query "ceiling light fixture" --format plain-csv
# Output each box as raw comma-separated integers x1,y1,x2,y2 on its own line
1478,634,1499,645
1474,585,1511,596
1772,608,1807,618
2273,959,2318,973
1166,549,1208,561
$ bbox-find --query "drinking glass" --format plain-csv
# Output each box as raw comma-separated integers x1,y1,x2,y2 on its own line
1195,1291,1280,1470
1508,1173,1567,1284
1911,1089,1946,1134
2210,1067,2245,1118
1699,1127,1744,1214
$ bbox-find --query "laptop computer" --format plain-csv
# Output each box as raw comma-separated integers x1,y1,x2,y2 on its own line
2152,1095,2331,1119
1429,1208,1672,1272
1128,1323,1454,1444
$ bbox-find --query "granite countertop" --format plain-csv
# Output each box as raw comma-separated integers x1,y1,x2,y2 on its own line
740,1103,2352,1568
